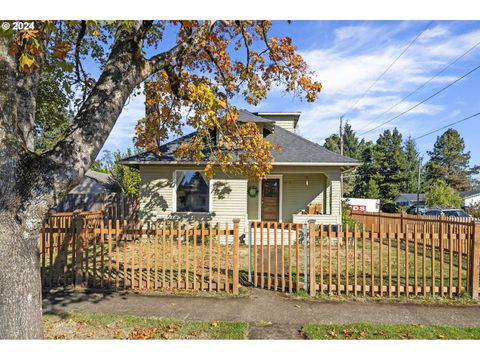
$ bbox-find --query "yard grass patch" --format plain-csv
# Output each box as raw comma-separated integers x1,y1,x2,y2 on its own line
302,322,480,340
43,312,248,340
287,288,478,305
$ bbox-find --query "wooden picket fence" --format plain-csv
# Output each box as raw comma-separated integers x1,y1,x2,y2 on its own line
40,211,240,294
40,212,480,299
350,210,474,233
249,220,480,298
249,222,307,292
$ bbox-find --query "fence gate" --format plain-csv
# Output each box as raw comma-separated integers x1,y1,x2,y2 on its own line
247,221,309,292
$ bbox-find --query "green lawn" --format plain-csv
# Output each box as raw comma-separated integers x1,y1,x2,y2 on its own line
43,312,248,339
302,322,480,340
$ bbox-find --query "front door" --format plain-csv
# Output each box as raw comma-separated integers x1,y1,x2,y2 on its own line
261,179,280,221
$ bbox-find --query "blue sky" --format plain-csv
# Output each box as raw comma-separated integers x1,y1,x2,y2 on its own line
99,20,480,168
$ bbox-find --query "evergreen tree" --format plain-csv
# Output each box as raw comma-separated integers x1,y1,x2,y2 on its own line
324,133,341,154
372,128,409,202
424,128,478,191
323,122,360,157
403,137,422,193
351,141,376,197
323,122,363,196
365,178,380,199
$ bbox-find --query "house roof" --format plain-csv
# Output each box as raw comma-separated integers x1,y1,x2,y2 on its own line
69,170,115,194
237,109,274,123
460,190,480,199
395,193,425,202
119,125,361,168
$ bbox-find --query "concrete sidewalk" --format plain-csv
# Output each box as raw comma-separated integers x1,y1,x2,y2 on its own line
42,289,480,339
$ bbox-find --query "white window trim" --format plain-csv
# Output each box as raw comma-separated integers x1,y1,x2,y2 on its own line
172,170,213,214
257,174,283,222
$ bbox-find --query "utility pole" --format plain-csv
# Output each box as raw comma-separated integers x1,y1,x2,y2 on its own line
339,116,344,156
340,116,344,197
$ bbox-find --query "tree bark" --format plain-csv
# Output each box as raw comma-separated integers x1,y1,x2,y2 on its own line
0,212,43,339
0,21,213,339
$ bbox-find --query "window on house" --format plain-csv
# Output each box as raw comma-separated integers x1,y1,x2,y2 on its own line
175,171,210,213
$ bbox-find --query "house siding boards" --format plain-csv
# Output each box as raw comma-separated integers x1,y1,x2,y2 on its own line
139,164,345,231
139,165,247,233
256,114,297,133
247,179,259,221
329,173,342,221
210,174,248,233
282,173,326,222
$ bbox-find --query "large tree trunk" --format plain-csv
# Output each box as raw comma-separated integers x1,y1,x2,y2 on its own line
0,21,212,339
0,212,43,339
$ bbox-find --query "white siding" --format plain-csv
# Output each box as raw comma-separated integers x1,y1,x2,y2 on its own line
139,164,345,235
139,165,248,236
281,173,326,222
211,174,248,233
247,179,259,220
329,173,342,217
257,114,297,133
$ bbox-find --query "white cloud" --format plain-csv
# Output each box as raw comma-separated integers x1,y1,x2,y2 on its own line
295,22,480,145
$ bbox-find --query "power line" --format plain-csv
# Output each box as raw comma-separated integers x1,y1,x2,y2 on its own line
358,63,480,136
358,38,480,132
413,112,480,140
342,21,433,118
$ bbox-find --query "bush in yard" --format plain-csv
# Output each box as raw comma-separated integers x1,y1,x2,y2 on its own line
425,179,462,208
342,200,362,230
381,202,398,213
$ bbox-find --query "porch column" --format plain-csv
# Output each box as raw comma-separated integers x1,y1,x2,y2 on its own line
325,177,331,215
329,173,342,217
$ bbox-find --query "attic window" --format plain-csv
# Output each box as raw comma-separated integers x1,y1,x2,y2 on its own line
262,127,272,137
174,171,210,213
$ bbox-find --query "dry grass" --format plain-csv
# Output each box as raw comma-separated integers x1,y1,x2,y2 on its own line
43,312,248,340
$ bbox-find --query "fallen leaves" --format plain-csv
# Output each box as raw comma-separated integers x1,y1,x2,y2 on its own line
342,328,354,338
356,330,368,340
326,329,337,338
127,327,160,340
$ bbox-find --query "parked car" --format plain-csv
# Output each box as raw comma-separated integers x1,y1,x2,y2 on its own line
424,208,473,218
424,209,444,216
406,205,428,215
442,209,472,218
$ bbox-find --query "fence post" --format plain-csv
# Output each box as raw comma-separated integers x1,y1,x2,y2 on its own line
469,222,480,299
303,223,308,291
73,211,84,288
308,219,316,296
248,222,252,283
233,219,240,295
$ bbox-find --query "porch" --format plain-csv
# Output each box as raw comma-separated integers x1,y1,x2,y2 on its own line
246,169,343,225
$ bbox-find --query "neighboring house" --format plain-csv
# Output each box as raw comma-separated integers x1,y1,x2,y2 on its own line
53,170,115,212
394,193,425,207
119,110,361,236
460,190,480,208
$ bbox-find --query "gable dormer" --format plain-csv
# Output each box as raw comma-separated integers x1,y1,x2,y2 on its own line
252,112,300,133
